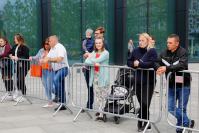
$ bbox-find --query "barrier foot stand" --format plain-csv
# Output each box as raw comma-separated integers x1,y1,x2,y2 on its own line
182,128,186,133
53,103,63,116
14,96,32,106
24,96,32,105
0,93,8,103
152,123,160,133
73,108,92,122
65,106,73,114
52,103,73,117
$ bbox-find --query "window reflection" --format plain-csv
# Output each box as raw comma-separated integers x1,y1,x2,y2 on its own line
188,0,199,60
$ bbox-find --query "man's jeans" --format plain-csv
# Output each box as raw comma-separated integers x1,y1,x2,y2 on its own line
53,67,68,103
168,87,190,129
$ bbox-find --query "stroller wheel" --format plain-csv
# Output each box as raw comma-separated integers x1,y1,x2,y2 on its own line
114,116,120,124
103,114,107,122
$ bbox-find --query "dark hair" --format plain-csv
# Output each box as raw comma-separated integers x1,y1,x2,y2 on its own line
95,26,105,34
0,36,9,45
15,33,25,45
42,37,49,50
168,34,180,42
94,38,105,52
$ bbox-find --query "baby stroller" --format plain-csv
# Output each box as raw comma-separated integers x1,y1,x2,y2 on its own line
104,67,137,124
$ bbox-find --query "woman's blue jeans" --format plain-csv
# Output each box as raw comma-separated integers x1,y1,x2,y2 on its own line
42,69,54,101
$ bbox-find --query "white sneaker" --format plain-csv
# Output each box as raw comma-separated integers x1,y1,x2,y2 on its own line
13,96,25,103
1,93,13,101
42,103,54,108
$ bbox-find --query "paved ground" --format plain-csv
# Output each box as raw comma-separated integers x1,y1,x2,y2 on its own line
0,63,198,133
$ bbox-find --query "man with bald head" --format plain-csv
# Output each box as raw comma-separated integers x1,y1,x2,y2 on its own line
42,35,69,111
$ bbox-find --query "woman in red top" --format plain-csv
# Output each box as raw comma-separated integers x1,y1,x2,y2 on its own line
0,37,13,100
85,38,109,121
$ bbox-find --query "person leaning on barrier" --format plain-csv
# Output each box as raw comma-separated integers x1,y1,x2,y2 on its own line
0,37,13,100
155,34,195,133
9,33,30,102
84,37,109,122
41,35,69,111
82,28,95,110
127,33,158,132
29,38,54,108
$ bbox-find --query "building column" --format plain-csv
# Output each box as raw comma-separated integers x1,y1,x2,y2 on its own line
41,0,51,41
175,0,188,48
114,0,127,65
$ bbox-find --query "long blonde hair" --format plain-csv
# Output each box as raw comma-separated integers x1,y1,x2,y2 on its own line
139,33,155,50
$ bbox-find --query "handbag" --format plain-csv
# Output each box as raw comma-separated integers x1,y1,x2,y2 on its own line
30,64,42,77
41,63,49,69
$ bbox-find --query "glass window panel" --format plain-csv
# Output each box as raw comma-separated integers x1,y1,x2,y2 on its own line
51,0,81,64
188,0,199,61
126,0,148,47
82,0,114,62
148,0,169,52
0,0,42,55
51,0,114,64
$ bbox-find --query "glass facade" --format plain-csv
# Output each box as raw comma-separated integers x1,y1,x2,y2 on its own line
0,0,198,63
188,0,199,61
126,0,147,46
81,0,114,62
126,0,174,53
148,0,170,52
50,0,114,64
0,0,42,55
51,0,81,64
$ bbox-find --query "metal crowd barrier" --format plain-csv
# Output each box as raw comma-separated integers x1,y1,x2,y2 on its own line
166,70,199,133
71,63,164,133
0,58,72,116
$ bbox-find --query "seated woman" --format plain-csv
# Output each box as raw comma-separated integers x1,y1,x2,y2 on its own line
84,37,109,122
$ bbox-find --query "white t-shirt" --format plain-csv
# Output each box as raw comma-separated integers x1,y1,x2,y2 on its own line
47,43,69,71
15,45,19,57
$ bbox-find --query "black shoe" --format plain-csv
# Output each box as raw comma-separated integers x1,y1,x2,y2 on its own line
189,120,195,128
137,121,142,128
86,105,93,109
95,117,104,121
114,116,120,124
103,114,107,122
137,121,143,132
81,109,85,113
138,127,143,132
138,124,151,132
95,112,100,116
53,97,59,103
54,105,66,111
176,130,182,133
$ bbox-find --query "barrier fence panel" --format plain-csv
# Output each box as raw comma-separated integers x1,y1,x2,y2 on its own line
71,63,164,133
166,71,199,133
0,58,72,116
0,58,13,95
